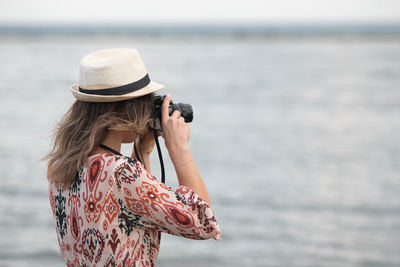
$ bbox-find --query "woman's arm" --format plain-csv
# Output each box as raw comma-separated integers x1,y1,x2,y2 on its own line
116,157,221,240
161,95,211,205
132,94,212,205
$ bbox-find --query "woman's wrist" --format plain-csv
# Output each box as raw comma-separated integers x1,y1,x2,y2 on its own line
174,158,194,168
168,146,191,166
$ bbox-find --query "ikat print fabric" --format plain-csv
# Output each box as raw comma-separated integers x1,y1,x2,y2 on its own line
48,153,221,266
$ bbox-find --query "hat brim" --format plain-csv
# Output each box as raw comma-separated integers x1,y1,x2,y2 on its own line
71,80,165,102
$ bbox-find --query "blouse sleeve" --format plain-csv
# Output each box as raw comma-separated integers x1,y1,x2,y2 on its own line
114,157,221,241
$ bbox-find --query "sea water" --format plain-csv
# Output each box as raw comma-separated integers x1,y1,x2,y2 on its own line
0,25,400,267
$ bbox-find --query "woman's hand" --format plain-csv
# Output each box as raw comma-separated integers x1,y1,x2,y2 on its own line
161,94,191,161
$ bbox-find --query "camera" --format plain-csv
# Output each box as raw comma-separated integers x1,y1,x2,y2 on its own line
150,95,194,131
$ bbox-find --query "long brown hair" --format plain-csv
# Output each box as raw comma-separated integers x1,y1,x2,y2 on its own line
44,94,154,189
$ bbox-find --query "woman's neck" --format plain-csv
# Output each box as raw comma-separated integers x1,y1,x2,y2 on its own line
91,130,123,156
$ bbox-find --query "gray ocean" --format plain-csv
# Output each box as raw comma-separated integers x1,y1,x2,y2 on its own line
0,25,400,267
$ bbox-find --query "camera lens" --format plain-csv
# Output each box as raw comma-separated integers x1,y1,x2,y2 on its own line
174,103,193,123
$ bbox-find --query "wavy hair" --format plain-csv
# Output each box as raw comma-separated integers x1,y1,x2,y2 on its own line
44,94,154,189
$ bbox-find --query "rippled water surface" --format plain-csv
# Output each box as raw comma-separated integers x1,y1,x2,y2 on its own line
0,29,400,267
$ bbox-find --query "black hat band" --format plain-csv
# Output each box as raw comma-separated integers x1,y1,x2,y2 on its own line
79,73,150,96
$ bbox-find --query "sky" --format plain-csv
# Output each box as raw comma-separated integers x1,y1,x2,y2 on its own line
0,0,399,25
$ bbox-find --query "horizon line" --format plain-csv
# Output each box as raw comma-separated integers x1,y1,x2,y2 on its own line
1,19,400,27
1,21,400,36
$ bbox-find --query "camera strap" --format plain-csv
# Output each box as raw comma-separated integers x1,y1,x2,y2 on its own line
154,130,166,184
99,143,122,156
153,130,165,242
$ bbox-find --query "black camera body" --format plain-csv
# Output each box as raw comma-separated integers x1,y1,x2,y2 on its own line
150,95,194,131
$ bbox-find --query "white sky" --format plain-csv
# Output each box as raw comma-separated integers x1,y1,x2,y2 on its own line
1,0,399,24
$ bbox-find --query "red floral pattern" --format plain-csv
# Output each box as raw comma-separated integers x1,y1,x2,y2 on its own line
49,153,221,266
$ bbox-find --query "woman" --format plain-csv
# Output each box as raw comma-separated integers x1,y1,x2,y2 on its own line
45,48,221,266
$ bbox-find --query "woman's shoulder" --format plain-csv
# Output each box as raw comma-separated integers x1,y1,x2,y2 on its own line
87,153,135,166
86,153,151,191
86,153,143,178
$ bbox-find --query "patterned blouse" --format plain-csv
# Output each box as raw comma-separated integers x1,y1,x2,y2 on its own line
48,153,221,266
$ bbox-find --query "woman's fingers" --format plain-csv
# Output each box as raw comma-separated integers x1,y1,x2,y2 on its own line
171,110,181,119
161,94,172,125
160,94,190,153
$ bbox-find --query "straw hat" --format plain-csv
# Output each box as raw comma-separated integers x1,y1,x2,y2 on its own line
71,48,164,102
